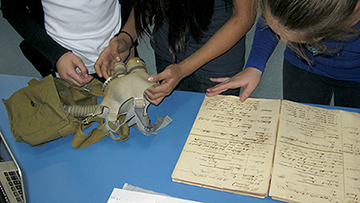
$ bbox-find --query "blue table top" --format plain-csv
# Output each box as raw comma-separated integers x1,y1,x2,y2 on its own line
1,74,359,203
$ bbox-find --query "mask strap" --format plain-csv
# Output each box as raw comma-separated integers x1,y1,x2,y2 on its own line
124,98,172,135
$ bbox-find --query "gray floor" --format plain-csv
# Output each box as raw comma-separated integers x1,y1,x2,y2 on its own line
0,10,284,100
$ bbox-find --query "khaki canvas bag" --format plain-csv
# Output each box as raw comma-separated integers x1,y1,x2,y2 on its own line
2,75,104,147
2,57,171,149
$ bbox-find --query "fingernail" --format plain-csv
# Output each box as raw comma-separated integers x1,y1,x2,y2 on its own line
240,95,245,102
148,76,153,81
116,57,120,61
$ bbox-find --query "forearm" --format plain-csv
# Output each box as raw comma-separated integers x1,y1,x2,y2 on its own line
178,0,256,77
116,8,138,46
245,17,279,73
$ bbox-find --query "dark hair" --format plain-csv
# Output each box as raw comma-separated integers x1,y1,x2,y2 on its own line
134,0,232,62
258,0,360,59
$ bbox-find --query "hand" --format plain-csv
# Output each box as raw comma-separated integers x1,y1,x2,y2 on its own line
94,36,134,79
56,51,93,87
206,67,262,102
145,63,186,105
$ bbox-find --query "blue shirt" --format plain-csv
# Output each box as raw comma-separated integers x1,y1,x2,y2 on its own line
246,19,360,83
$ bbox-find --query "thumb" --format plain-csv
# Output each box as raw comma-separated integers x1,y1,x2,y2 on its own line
110,41,122,62
239,85,257,102
148,73,166,83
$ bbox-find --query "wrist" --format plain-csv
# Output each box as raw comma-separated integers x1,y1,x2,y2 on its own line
116,30,135,49
179,58,200,78
177,63,191,79
246,67,263,76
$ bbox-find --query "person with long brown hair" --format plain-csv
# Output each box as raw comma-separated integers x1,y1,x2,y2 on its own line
207,0,360,108
95,0,256,105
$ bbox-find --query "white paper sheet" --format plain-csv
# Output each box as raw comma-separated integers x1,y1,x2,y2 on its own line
107,188,201,203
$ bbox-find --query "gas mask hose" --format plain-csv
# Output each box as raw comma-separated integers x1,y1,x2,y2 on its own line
64,105,98,118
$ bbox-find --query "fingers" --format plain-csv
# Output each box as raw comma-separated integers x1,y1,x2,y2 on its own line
95,39,131,79
148,72,167,83
95,61,113,79
69,66,94,87
94,48,116,79
145,85,168,100
67,77,82,87
143,67,176,105
110,40,122,62
65,70,94,87
144,79,174,106
94,47,109,78
206,85,229,97
56,52,94,86
209,77,230,83
206,78,231,96
94,61,103,78
69,58,94,86
207,68,263,100
99,63,114,80
144,90,165,106
74,59,89,78
145,66,182,103
206,88,228,97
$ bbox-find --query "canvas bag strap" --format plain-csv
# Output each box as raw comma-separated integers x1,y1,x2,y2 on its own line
56,78,104,106
71,117,107,148
71,115,130,149
105,115,130,142
73,78,105,98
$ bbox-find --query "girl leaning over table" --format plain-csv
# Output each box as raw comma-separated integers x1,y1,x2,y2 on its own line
207,0,360,108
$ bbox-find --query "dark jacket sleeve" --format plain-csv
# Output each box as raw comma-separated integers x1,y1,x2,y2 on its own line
1,0,69,68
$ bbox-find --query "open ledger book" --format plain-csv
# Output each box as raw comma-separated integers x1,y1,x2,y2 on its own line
172,95,360,203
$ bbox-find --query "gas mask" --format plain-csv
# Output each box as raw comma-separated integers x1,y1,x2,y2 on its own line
65,57,172,143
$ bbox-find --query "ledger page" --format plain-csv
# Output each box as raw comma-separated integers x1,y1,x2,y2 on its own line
172,96,281,197
269,100,360,203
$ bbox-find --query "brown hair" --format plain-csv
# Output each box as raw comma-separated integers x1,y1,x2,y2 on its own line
258,0,360,60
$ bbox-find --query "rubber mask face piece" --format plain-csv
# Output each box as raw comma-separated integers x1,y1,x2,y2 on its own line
93,57,172,136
